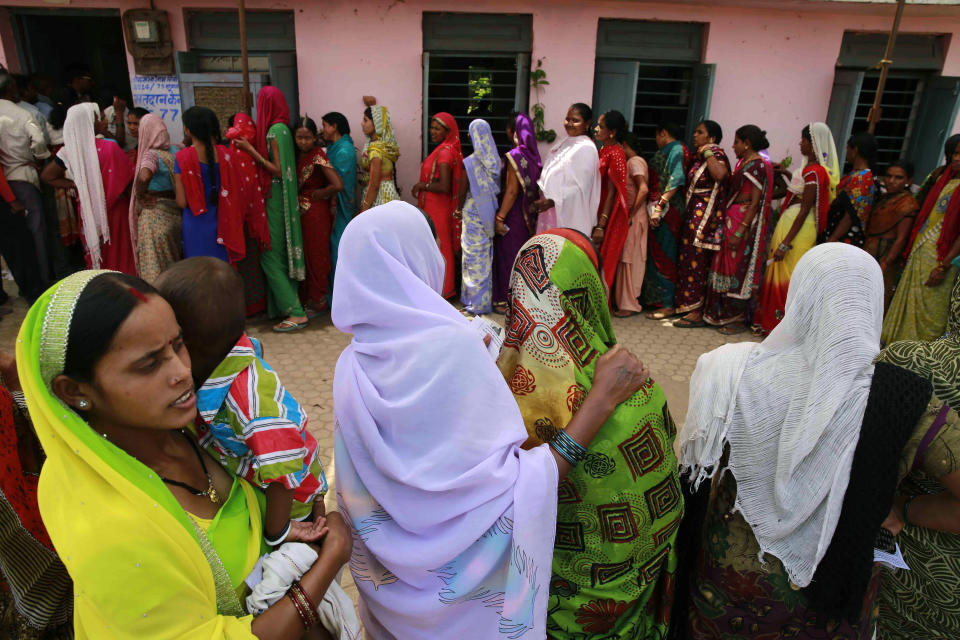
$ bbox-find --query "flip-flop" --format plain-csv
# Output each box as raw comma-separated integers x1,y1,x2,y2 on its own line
718,324,748,335
613,310,641,318
645,309,676,320
305,307,327,320
673,317,706,328
272,319,308,333
492,304,508,316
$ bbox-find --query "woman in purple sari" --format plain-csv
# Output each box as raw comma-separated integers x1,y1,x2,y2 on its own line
493,113,542,313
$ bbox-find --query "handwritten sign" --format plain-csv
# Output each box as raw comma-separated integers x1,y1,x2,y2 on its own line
131,75,183,143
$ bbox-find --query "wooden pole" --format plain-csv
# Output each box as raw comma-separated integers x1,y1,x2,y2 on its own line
238,0,251,114
867,0,907,134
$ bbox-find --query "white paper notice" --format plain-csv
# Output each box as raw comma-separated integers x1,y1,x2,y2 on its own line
471,316,504,360
875,543,910,571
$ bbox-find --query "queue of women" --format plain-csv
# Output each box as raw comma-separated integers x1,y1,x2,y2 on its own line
3,84,960,640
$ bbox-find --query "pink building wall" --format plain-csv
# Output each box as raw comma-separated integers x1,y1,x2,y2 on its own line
2,0,959,192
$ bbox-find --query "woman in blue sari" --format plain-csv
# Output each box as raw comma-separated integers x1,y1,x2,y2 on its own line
456,119,501,314
322,111,358,299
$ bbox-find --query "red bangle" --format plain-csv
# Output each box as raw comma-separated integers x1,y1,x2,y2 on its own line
290,581,321,626
287,590,311,629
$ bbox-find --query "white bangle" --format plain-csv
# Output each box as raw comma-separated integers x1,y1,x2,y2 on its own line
264,521,291,546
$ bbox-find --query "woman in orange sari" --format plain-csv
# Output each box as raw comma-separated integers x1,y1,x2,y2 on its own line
414,112,464,298
592,110,630,293
864,160,919,309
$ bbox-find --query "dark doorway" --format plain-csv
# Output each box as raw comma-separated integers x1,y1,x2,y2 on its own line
12,9,132,106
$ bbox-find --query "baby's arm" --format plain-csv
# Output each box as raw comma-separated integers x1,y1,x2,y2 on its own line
265,483,328,545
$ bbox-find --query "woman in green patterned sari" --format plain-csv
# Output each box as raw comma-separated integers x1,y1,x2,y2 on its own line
876,276,960,640
236,87,306,332
499,229,683,639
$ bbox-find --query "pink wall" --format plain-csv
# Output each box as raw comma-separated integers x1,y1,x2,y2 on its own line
2,0,960,190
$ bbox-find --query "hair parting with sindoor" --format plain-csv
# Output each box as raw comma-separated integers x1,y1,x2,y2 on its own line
63,273,158,383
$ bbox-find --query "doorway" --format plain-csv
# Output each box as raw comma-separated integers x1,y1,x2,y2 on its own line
11,9,132,106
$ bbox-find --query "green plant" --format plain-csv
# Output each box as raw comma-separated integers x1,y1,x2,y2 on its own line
468,68,493,115
530,59,556,143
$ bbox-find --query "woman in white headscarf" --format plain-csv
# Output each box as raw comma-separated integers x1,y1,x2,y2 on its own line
532,103,601,237
332,200,650,639
40,102,136,274
754,122,839,335
676,243,933,639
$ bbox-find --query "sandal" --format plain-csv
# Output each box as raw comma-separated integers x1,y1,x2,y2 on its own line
492,303,508,316
272,319,308,333
750,324,766,338
673,317,706,328
718,323,747,335
645,308,677,320
613,310,642,318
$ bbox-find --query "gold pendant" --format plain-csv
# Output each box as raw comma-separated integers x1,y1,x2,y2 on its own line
206,483,221,505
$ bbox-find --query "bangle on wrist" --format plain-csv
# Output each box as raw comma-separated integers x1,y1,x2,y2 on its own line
549,428,588,466
265,521,291,546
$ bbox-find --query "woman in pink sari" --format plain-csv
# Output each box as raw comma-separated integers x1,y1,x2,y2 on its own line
703,125,773,333
40,103,135,274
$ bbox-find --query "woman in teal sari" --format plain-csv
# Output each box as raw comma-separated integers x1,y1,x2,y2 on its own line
235,87,307,333
321,112,357,300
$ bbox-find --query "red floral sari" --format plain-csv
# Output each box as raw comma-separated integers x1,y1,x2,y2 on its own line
597,144,630,293
297,146,334,306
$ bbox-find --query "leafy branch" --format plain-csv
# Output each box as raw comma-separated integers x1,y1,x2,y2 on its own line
530,59,556,143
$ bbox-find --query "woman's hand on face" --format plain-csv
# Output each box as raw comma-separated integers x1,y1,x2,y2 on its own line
591,345,650,409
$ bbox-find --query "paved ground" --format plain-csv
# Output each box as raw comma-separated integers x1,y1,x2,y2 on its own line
0,283,756,608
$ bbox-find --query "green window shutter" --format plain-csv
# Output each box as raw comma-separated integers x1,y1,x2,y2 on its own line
687,63,716,127
907,76,960,181
596,19,703,63
592,60,639,129
422,51,431,159
422,13,532,53
825,69,865,153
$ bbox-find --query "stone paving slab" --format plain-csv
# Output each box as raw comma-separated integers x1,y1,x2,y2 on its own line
0,290,757,610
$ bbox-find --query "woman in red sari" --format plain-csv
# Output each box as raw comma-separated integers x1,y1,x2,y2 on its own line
703,125,773,333
414,112,464,298
40,102,135,274
592,110,630,293
674,120,730,327
295,116,343,314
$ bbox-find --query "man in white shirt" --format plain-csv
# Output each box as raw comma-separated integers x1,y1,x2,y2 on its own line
0,71,51,286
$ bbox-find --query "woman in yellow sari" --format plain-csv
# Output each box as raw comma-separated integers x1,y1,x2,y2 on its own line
359,103,400,212
882,142,960,343
16,270,351,638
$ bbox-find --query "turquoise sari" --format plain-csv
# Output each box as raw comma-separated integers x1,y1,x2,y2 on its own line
327,134,357,299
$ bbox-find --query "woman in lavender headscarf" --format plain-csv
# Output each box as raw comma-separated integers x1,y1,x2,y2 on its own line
332,201,649,639
457,119,501,314
492,113,542,314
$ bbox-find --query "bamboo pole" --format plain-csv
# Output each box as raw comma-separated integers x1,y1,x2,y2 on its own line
238,0,251,114
867,0,907,134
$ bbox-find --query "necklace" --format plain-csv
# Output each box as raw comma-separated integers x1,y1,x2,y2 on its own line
160,431,222,505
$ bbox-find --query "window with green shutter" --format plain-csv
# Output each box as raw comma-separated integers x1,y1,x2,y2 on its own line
592,19,712,155
422,12,532,158
826,31,957,180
